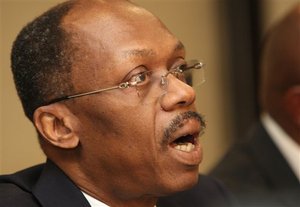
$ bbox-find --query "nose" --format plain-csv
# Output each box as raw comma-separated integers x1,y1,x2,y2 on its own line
160,76,196,111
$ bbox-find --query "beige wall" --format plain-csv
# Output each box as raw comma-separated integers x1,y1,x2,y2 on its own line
1,0,297,175
261,0,300,35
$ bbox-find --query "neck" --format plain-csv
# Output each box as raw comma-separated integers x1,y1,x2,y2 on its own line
57,161,158,207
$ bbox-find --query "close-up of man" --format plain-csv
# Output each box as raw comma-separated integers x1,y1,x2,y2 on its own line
0,0,235,206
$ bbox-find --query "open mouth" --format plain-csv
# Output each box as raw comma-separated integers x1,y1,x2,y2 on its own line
170,134,198,153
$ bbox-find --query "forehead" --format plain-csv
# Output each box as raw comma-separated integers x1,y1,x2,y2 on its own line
63,1,170,40
62,0,180,53
61,1,183,88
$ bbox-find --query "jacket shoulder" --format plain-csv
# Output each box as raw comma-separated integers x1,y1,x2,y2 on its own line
0,183,41,207
0,164,45,207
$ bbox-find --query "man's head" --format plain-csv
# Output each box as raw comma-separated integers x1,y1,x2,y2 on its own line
259,4,300,144
11,0,205,205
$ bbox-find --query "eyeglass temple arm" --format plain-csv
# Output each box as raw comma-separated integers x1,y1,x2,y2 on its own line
186,61,205,69
45,82,131,105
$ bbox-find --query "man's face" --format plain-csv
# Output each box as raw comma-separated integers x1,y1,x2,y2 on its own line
64,2,204,198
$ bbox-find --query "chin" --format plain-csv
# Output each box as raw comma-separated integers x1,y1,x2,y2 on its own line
176,171,199,190
159,168,200,196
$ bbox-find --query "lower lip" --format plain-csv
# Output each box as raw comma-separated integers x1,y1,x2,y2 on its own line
168,143,202,166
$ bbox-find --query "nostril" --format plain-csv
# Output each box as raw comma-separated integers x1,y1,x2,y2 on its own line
178,101,187,106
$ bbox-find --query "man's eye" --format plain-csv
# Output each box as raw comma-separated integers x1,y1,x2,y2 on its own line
130,71,151,86
178,63,188,71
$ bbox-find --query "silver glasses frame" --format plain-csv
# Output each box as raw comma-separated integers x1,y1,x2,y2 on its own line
44,60,205,106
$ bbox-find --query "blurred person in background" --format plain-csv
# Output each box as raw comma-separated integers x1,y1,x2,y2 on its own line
210,4,300,207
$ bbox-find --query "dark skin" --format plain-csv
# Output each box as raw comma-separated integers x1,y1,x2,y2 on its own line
33,0,204,206
259,4,300,145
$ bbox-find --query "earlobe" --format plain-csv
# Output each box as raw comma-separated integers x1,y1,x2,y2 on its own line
33,104,80,149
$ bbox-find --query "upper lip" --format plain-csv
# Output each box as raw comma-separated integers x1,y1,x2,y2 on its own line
167,119,202,145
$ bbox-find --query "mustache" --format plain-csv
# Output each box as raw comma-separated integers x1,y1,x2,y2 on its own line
163,111,206,143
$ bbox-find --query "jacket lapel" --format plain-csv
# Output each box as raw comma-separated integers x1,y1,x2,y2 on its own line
33,160,91,207
248,123,300,206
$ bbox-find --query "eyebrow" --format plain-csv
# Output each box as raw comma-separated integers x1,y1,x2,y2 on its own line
122,48,155,58
122,41,185,58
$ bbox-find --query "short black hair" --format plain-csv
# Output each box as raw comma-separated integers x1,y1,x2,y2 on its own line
11,1,75,121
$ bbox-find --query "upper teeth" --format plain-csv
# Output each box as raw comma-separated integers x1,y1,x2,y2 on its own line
174,143,195,152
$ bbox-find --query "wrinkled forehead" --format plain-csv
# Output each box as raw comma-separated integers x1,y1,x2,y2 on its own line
59,0,179,88
62,0,169,41
61,0,175,62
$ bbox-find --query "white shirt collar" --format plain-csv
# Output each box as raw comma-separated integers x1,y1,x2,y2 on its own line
82,191,109,207
261,113,300,182
82,191,157,207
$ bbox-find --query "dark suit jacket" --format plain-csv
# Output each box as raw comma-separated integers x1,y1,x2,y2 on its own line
210,122,300,207
0,159,236,207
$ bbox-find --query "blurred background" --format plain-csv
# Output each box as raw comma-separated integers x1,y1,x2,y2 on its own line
0,0,299,174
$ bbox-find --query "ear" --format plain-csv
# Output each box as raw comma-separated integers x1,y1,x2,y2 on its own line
284,85,300,125
33,104,80,149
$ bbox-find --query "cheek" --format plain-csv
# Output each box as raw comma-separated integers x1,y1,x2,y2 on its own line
72,92,167,172
76,98,159,151
81,105,165,182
